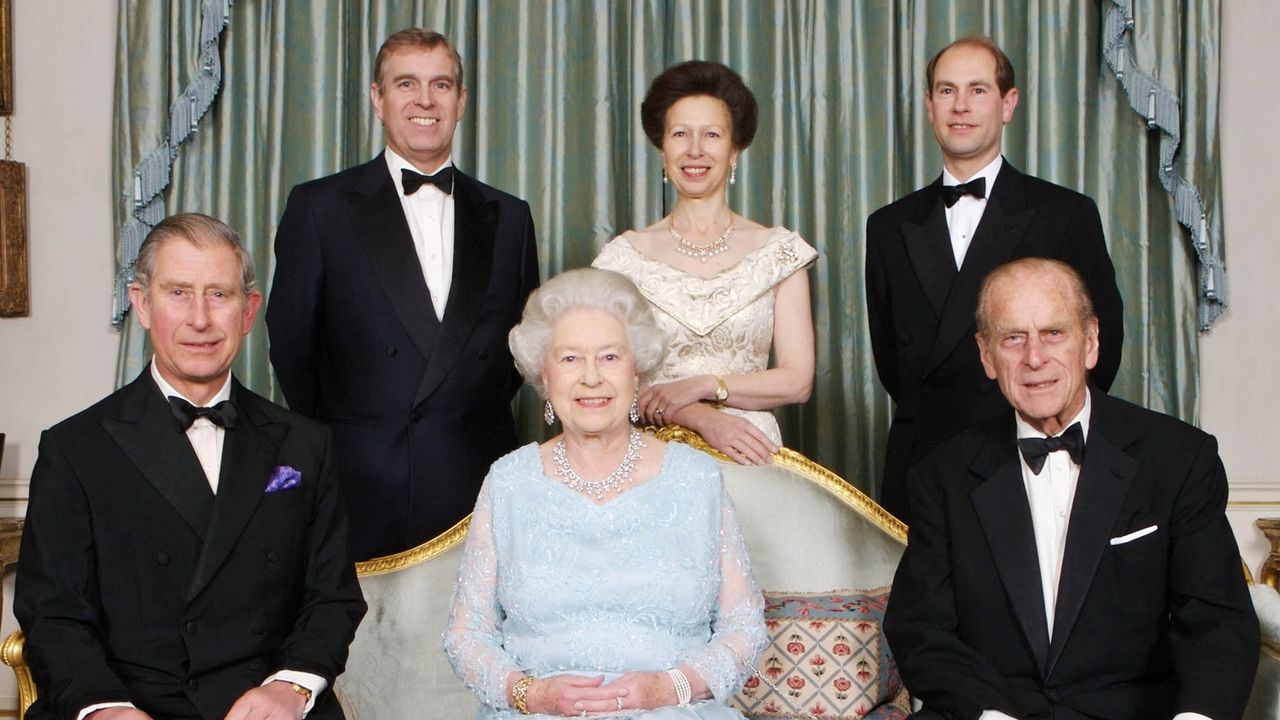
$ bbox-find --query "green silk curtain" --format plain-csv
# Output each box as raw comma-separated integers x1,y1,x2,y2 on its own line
113,0,1216,496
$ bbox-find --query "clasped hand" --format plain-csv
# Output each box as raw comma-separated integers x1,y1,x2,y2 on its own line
638,378,713,425
526,671,673,716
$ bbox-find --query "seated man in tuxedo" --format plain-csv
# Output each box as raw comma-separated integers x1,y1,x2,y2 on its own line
15,214,367,720
884,257,1258,719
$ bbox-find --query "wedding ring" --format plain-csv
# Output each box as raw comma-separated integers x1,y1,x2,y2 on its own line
616,695,624,711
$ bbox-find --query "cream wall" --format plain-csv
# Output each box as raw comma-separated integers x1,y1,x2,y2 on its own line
0,2,118,498
0,0,1275,714
1210,0,1280,575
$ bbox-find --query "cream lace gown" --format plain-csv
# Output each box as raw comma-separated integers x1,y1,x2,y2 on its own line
443,442,768,719
592,227,818,444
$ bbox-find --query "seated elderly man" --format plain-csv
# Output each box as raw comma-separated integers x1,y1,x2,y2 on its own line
885,257,1258,719
15,213,366,720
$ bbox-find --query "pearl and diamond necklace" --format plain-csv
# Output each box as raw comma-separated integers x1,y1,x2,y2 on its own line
670,217,734,262
553,428,646,500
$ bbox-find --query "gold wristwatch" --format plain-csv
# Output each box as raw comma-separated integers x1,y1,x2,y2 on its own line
289,682,313,703
714,376,730,404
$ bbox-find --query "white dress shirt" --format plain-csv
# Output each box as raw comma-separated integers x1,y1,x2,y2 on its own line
942,154,1002,268
152,361,230,492
77,363,325,720
385,147,455,320
979,391,1210,720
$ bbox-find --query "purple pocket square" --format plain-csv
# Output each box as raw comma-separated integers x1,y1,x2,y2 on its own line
266,465,302,493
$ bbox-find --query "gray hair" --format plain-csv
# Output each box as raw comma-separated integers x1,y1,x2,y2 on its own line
134,213,257,295
509,268,667,396
976,257,1095,339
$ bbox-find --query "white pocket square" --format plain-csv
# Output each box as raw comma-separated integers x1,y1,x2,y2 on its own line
1109,525,1158,546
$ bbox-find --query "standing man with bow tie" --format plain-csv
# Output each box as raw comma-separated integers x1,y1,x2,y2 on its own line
16,214,366,720
864,35,1124,525
885,257,1257,720
267,29,540,560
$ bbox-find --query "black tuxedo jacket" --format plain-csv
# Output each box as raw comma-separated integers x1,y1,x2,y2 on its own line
15,373,366,720
865,161,1124,524
883,391,1258,720
267,155,539,560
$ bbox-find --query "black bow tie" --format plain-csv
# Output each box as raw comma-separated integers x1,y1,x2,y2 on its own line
939,177,986,207
168,396,237,431
401,166,454,196
1017,422,1084,475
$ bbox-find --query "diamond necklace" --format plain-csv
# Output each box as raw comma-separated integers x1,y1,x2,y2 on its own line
553,428,646,500
670,217,734,262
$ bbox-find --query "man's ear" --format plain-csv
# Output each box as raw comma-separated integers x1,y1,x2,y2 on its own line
370,82,386,122
242,290,264,334
129,283,152,330
977,331,998,380
1001,87,1019,124
1083,316,1100,371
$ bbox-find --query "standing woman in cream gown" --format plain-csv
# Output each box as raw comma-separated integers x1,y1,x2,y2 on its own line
593,61,817,465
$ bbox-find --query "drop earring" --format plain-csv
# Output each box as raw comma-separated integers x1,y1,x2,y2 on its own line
544,400,556,426
729,162,737,185
630,396,640,424
662,168,668,184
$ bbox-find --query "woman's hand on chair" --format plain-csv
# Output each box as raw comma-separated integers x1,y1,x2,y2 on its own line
681,405,776,464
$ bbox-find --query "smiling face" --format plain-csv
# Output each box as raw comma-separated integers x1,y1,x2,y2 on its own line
541,307,638,440
130,238,262,405
925,43,1019,179
371,45,467,172
660,95,739,200
978,265,1099,436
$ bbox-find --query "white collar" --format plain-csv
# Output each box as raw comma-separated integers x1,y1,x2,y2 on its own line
942,154,1003,189
384,147,454,198
150,357,232,407
1015,388,1092,442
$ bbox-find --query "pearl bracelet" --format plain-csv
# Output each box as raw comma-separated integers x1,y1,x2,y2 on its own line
666,667,692,705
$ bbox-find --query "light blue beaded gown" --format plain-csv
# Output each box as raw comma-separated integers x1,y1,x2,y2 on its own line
443,441,767,719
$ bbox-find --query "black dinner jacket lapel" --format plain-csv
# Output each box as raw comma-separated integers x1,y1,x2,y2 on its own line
186,379,287,601
412,169,498,406
901,177,956,319
103,373,214,542
969,416,1053,677
924,161,1037,376
1045,391,1138,676
342,153,442,367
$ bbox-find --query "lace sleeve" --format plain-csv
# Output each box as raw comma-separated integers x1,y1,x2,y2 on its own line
442,476,521,708
681,485,768,701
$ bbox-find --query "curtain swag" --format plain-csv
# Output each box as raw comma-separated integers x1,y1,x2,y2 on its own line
112,0,1218,488
111,0,234,327
1102,0,1227,331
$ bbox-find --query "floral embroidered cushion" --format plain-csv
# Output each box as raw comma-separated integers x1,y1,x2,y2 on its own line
730,588,910,720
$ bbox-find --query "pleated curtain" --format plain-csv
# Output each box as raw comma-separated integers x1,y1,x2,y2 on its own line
112,0,1218,496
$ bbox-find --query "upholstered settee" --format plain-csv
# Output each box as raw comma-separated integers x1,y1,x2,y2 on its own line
334,426,912,719
4,428,1280,718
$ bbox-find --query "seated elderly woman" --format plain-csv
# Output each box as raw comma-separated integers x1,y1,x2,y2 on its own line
443,267,767,719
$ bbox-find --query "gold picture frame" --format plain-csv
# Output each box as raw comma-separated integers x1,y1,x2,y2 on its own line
0,160,26,316
0,0,10,116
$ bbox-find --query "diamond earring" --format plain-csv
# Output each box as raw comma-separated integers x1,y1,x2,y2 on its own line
729,162,737,185
630,396,640,424
544,400,556,426
662,168,668,184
